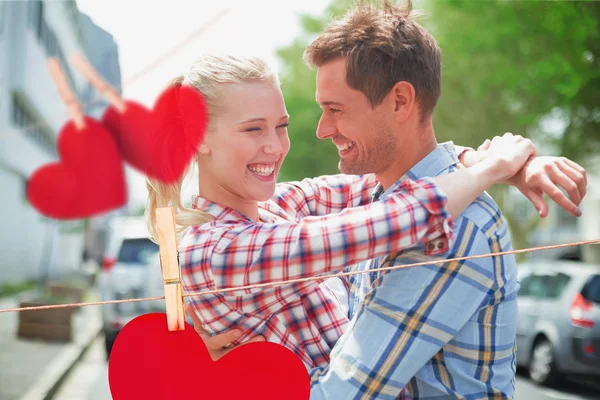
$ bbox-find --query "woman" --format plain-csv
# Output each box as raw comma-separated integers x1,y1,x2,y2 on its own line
145,54,534,370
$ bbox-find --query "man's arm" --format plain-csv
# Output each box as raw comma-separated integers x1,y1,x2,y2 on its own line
309,217,502,400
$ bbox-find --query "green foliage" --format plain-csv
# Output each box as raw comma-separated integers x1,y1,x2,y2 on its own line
276,0,356,181
275,0,598,248
425,0,600,161
277,0,599,170
0,280,39,299
422,0,599,247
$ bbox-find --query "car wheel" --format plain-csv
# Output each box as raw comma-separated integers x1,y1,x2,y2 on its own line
529,338,562,386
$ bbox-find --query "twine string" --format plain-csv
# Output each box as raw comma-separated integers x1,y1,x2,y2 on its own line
0,8,230,140
1,238,598,314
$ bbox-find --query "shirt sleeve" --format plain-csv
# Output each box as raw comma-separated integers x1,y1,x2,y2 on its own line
308,218,498,400
203,178,453,296
266,174,379,218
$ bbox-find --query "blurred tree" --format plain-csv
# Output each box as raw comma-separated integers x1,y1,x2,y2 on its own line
276,0,598,251
424,0,599,251
427,0,599,161
276,0,355,182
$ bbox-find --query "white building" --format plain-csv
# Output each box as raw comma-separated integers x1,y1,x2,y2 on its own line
77,10,130,268
0,0,122,285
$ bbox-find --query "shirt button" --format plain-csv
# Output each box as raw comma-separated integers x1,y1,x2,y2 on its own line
428,243,435,250
438,241,445,249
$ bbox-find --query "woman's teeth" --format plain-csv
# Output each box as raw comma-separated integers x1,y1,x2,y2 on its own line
248,164,275,176
336,142,355,151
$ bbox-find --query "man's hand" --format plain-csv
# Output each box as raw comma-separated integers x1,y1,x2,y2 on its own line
462,139,587,218
474,138,586,218
184,302,266,361
507,156,586,218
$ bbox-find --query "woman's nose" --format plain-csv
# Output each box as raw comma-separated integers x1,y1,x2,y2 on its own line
264,132,283,154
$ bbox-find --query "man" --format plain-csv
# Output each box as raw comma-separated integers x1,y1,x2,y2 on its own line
188,1,587,398
302,1,587,398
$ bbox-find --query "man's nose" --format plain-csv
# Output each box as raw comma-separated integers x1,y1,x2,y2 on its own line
316,114,336,140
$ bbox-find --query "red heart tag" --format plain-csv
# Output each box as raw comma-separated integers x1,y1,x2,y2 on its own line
108,313,310,400
27,117,127,219
102,85,208,184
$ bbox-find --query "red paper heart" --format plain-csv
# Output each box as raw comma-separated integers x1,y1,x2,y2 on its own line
27,117,127,219
102,85,208,184
108,313,310,400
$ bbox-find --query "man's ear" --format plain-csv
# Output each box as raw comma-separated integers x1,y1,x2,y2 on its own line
390,81,416,123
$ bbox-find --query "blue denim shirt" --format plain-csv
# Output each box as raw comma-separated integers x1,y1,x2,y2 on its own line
309,142,520,399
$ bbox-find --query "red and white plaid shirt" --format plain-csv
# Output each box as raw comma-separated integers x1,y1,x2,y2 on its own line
180,174,453,369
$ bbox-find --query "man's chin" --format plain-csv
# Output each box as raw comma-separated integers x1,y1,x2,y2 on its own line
339,160,367,176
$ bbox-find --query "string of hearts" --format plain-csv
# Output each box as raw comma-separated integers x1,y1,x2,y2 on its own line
2,237,598,315
26,53,209,219
0,8,229,141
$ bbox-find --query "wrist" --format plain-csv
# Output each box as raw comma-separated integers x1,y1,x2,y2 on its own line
469,158,504,188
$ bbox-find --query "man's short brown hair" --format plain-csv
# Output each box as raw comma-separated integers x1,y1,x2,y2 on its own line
304,0,441,120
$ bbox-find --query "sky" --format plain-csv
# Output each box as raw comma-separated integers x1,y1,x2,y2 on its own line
74,0,330,210
75,0,329,106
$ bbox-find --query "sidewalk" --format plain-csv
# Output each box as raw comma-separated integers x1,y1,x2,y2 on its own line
0,290,102,400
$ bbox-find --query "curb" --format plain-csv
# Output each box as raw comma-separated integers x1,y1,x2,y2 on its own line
20,300,103,400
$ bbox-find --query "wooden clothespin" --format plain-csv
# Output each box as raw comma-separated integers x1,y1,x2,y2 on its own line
155,206,186,331
47,58,86,130
69,52,127,114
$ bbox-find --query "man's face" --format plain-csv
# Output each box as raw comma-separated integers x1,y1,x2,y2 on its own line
315,58,397,175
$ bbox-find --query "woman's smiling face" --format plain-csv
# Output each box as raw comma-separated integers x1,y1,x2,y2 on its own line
199,81,291,204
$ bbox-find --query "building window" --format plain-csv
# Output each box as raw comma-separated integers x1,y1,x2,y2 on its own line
28,0,76,91
11,91,57,157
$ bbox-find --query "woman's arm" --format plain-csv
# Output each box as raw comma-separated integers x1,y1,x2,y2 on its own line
210,177,453,292
433,133,535,219
184,134,533,336
183,177,453,329
269,136,538,220
269,174,379,218
209,133,533,291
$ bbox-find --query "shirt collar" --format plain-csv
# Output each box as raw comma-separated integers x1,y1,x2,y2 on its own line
191,195,248,221
191,195,276,223
373,141,459,201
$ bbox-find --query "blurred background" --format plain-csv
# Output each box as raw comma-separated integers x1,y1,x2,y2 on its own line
0,0,599,399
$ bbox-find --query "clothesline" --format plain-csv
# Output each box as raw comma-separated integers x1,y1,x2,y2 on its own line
2,237,598,315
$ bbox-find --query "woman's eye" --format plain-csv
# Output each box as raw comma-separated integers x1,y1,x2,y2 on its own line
330,108,341,114
245,127,261,132
277,123,289,129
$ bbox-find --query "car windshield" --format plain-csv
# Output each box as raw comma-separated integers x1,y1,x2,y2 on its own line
118,238,159,264
582,275,600,304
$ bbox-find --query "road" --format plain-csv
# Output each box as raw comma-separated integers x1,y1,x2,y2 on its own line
54,335,600,400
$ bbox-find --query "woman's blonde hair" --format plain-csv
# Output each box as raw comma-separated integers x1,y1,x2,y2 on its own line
145,54,280,242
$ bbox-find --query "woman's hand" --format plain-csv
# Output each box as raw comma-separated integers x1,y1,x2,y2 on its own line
185,303,266,361
478,132,536,183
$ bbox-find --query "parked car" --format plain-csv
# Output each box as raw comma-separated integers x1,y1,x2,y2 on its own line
98,216,160,358
516,260,600,385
